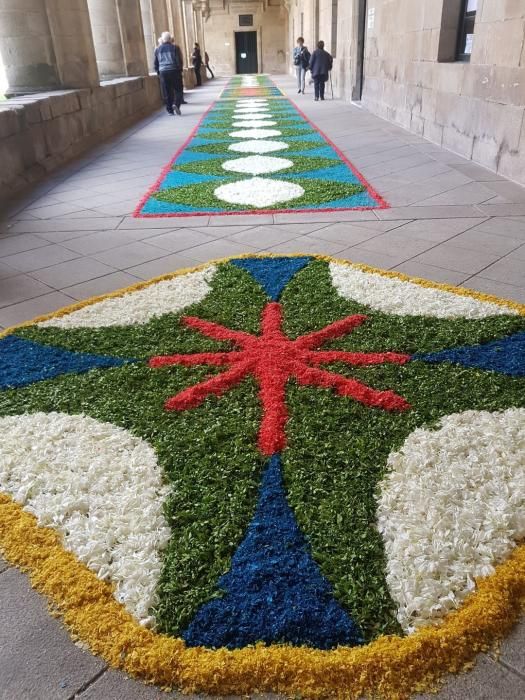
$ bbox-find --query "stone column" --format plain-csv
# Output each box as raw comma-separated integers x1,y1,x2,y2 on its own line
0,0,98,95
140,0,156,71
182,0,196,65
87,0,126,78
151,0,169,42
116,0,149,76
166,0,187,62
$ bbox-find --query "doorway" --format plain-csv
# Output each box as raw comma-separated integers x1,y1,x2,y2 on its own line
235,31,258,74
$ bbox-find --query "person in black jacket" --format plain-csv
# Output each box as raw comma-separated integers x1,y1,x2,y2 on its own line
154,32,184,115
192,43,203,86
308,40,333,101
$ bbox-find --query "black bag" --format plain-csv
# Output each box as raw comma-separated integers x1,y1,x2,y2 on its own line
293,52,301,66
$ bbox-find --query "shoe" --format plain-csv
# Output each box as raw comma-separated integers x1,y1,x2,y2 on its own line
298,89,301,94
314,97,319,101
167,109,174,115
302,90,305,94
182,100,188,104
174,105,181,115
320,97,325,101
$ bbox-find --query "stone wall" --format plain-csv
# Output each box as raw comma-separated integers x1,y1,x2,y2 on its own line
203,1,287,76
288,0,525,186
0,76,162,204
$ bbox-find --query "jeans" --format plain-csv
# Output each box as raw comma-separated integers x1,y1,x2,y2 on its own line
206,63,214,78
313,74,327,100
296,65,306,92
194,65,202,86
160,70,183,112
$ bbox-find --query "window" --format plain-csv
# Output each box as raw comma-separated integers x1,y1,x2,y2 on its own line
239,15,253,27
456,0,477,61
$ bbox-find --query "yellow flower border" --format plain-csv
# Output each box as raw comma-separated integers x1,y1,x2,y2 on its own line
1,254,524,699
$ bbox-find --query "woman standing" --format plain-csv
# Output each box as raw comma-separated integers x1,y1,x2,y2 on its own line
192,43,203,86
308,40,333,101
292,37,310,94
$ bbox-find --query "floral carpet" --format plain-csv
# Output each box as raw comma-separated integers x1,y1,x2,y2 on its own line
0,254,524,699
135,75,386,217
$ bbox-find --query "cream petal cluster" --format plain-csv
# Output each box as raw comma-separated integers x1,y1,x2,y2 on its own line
38,266,216,328
229,128,282,139
221,155,293,175
228,139,289,154
329,262,517,318
0,412,172,626
232,119,277,128
214,177,304,208
377,408,525,633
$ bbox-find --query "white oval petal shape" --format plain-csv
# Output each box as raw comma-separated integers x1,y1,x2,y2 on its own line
228,139,290,154
329,262,518,318
229,128,282,140
232,119,277,128
38,266,216,328
214,177,304,208
0,412,172,627
222,155,293,175
233,113,273,121
377,408,525,633
234,108,271,116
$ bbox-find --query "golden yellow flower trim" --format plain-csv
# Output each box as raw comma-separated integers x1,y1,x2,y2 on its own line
1,254,524,698
1,495,524,699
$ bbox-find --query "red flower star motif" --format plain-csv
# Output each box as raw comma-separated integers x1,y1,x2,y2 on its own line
149,302,411,455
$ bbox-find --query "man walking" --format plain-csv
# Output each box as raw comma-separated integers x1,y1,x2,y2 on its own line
309,40,333,101
192,43,203,86
204,50,214,79
154,32,183,115
293,37,310,94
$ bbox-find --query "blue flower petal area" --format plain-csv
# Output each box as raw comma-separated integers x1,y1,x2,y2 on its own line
176,150,224,165
308,191,379,209
0,335,132,390
288,146,339,159
231,256,312,301
414,331,525,376
183,455,362,650
281,164,362,184
159,170,222,190
141,199,223,214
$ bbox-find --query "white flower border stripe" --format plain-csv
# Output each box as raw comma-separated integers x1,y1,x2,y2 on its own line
38,266,217,328
0,412,171,626
377,408,525,633
329,262,518,318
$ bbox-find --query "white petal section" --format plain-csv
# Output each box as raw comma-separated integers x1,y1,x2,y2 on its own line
235,100,267,107
0,412,171,626
229,128,282,139
38,266,216,328
234,108,271,115
377,408,525,633
214,177,304,208
232,119,277,128
228,139,289,154
222,155,293,175
329,262,518,318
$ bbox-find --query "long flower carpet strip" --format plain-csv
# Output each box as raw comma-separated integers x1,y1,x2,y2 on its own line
135,74,387,216
1,254,524,699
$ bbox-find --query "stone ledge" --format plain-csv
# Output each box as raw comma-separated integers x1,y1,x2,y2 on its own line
0,77,162,204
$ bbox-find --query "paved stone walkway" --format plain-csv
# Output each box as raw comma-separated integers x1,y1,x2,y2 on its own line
0,75,524,699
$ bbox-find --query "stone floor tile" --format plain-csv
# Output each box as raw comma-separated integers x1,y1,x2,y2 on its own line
187,225,255,239
393,218,487,242
0,274,54,309
147,229,214,253
0,233,51,255
415,182,497,206
475,255,525,287
29,258,117,288
118,215,210,229
0,290,75,327
228,226,300,247
376,205,482,220
75,668,190,699
2,217,123,236
90,242,168,269
185,238,258,262
26,201,88,219
311,222,382,246
476,203,525,217
410,244,501,275
62,271,142,301
414,654,525,700
462,275,525,303
483,180,525,203
60,230,154,255
499,617,525,677
207,214,274,227
0,568,106,700
447,228,523,256
511,244,525,260
358,231,435,256
1,244,80,273
89,198,140,217
0,261,19,280
337,246,411,269
394,260,467,286
264,236,347,255
474,217,525,239
125,253,202,280
272,210,378,224
452,162,504,181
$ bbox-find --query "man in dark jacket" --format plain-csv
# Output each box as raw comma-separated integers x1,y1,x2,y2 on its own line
308,40,333,101
154,32,183,115
192,43,203,86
